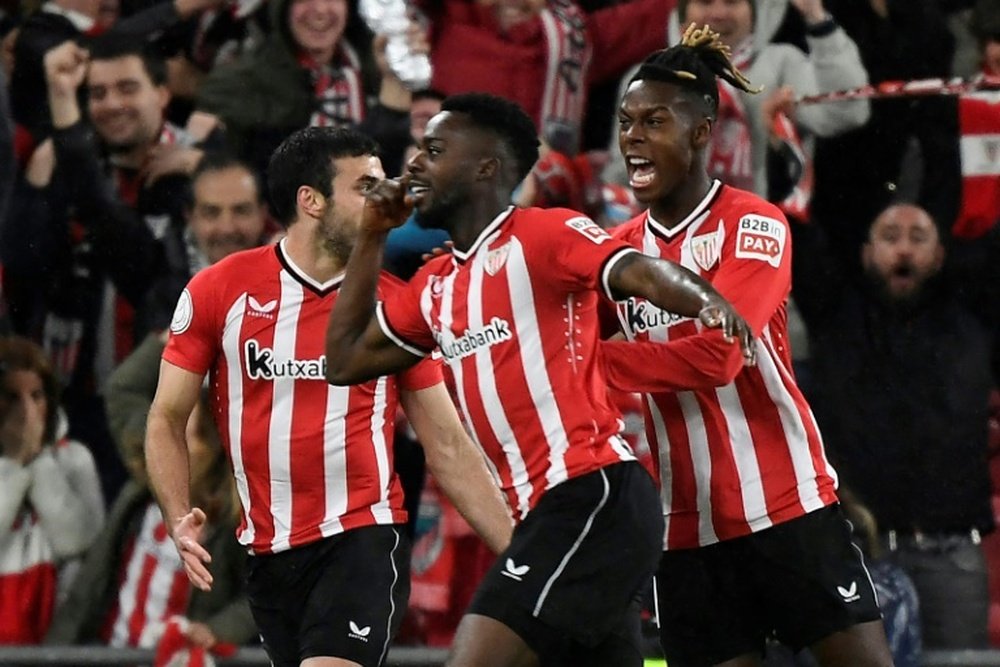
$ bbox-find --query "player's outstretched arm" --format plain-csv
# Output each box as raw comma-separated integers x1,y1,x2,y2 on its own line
326,178,425,385
146,360,214,591
608,252,756,365
402,385,513,555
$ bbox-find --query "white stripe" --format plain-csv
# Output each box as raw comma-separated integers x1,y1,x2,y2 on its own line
504,239,570,489
377,528,402,666
538,9,561,132
960,134,1000,177
0,515,52,574
321,384,349,536
268,274,305,552
600,247,640,301
677,392,718,545
436,272,507,492
756,328,825,512
109,510,155,646
715,378,771,532
464,244,533,519
533,468,610,616
222,295,254,546
376,302,427,357
369,377,394,523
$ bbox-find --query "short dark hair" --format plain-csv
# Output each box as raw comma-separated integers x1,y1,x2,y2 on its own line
86,33,167,87
630,24,761,120
0,336,61,444
266,126,379,227
440,93,540,185
191,152,263,203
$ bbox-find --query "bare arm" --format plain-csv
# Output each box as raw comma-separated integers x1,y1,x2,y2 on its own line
402,385,512,554
608,252,756,364
326,178,426,384
145,360,214,591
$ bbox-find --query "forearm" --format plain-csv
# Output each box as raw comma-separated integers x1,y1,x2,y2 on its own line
325,228,389,381
28,448,104,557
609,253,715,319
145,407,194,526
0,458,32,535
426,439,512,554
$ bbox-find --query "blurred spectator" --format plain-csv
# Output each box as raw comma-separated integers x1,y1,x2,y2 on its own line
606,0,870,213
10,0,230,144
811,0,959,271
0,336,105,644
416,0,678,151
973,0,1000,76
1,34,213,503
105,152,270,483
137,151,271,337
793,202,999,649
45,392,255,653
0,66,12,229
195,0,414,178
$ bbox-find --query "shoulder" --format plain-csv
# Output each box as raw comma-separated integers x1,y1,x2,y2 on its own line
196,245,276,283
51,439,99,471
718,186,787,225
609,214,645,241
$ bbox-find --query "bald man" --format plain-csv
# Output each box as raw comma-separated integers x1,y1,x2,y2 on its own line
794,202,1000,651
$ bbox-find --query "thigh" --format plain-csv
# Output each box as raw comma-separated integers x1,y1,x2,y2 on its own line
655,542,763,667
248,526,411,667
469,463,662,659
753,505,882,651
894,540,989,648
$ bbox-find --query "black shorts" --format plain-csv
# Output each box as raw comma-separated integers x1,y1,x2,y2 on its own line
656,503,882,667
468,461,663,666
246,525,410,667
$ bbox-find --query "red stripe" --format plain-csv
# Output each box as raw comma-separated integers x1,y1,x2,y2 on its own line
126,553,159,645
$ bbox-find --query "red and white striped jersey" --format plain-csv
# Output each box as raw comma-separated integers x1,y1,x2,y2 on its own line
163,240,441,554
106,503,189,648
602,182,839,549
378,206,638,521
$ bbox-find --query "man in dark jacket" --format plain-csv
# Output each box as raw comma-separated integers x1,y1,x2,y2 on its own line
793,202,999,649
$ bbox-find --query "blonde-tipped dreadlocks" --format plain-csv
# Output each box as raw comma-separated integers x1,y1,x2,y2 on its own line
630,24,763,117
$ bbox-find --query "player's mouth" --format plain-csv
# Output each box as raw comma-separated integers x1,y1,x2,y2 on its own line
626,156,656,190
408,180,431,206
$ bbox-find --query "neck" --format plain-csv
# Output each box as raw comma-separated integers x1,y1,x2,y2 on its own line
648,170,713,231
446,191,510,253
283,221,346,283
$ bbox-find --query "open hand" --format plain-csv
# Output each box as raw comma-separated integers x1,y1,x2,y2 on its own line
698,299,756,366
172,508,213,591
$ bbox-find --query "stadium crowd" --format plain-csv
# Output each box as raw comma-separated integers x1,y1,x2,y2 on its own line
0,0,997,664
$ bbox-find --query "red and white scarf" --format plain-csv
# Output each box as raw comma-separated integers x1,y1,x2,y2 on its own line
954,75,1000,239
537,0,593,146
707,40,754,193
301,44,366,128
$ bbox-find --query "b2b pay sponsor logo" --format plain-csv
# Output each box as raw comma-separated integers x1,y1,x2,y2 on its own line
735,214,785,268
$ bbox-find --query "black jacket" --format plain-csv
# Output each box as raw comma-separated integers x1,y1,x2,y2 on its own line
792,221,999,534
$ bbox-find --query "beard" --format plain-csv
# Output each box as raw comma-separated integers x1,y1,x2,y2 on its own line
413,188,466,231
318,206,356,264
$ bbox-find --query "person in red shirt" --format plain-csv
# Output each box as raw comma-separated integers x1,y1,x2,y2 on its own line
145,126,512,667
599,25,894,666
323,92,753,667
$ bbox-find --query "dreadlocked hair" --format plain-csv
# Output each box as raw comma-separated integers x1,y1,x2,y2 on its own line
631,23,762,118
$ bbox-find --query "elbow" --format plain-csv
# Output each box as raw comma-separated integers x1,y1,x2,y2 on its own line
324,357,368,386
696,345,746,388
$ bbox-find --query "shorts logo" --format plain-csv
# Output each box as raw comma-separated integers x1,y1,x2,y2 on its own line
484,242,511,276
837,581,860,603
565,216,611,244
348,621,371,642
501,558,530,581
170,289,194,335
735,214,786,268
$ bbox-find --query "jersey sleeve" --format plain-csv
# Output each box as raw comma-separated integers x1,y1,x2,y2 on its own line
376,267,438,357
603,204,792,392
162,267,221,375
398,355,444,391
546,211,639,300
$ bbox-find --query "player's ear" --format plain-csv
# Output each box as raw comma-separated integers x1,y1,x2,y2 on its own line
692,116,712,150
296,185,325,220
477,157,500,181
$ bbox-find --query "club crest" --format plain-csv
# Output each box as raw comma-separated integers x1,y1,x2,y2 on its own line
484,242,511,276
690,221,725,272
